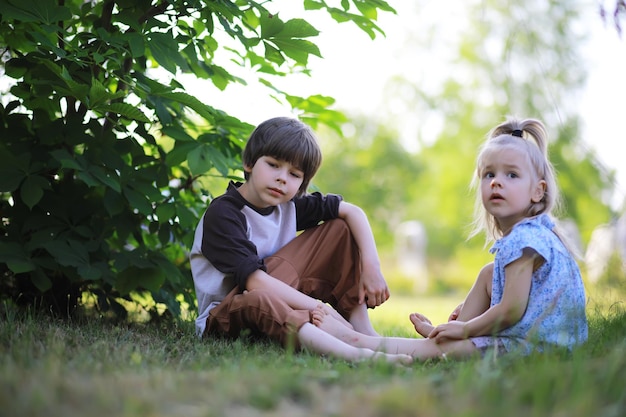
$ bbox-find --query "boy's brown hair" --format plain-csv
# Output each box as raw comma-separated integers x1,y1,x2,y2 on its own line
242,117,322,196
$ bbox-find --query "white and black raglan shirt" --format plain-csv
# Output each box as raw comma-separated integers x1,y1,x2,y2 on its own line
190,181,342,336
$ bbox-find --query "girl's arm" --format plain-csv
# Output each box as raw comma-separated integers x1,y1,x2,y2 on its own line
430,249,536,341
338,201,390,307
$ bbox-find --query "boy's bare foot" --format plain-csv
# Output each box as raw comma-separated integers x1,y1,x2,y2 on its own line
315,303,353,330
311,309,413,365
409,312,434,338
312,307,360,344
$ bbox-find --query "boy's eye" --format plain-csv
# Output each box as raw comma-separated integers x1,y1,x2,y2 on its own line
290,171,303,179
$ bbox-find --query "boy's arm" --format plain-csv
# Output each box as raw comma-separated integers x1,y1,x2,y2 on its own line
245,269,347,322
338,201,390,308
429,251,535,341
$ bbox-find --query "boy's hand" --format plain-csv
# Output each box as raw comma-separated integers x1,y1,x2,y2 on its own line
359,268,390,308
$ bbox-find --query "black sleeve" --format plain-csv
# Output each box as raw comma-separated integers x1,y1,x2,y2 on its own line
294,192,343,230
200,198,265,289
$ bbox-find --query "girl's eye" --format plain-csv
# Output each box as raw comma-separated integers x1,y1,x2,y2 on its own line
508,172,518,178
484,172,494,179
290,171,303,179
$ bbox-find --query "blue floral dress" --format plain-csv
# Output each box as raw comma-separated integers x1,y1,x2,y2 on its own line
471,214,588,355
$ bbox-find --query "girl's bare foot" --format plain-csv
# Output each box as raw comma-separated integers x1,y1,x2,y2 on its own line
409,312,434,338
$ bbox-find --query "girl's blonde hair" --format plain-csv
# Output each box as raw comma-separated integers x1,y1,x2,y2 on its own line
469,117,561,244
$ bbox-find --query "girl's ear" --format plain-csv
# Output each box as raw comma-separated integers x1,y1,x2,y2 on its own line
531,180,547,203
243,163,253,174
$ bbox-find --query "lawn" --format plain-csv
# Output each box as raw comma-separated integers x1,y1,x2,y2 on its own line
1,293,624,417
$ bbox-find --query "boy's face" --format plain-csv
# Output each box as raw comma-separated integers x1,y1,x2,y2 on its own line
238,156,304,208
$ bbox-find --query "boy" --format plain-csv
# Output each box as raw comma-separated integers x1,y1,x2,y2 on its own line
190,117,412,364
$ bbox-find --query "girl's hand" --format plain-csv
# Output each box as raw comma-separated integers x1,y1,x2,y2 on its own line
429,321,469,343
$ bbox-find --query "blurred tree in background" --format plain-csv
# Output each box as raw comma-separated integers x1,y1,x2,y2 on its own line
314,0,617,292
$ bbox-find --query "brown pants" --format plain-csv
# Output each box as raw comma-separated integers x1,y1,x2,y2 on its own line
204,219,362,347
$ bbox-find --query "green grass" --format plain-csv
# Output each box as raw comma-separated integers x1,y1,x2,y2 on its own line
1,295,624,417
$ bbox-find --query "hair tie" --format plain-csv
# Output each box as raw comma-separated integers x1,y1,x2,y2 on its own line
512,129,523,137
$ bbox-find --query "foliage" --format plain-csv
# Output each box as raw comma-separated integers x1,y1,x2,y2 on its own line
0,0,395,318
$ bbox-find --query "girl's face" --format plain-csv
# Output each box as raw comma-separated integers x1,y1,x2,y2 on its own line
479,147,546,234
238,155,304,208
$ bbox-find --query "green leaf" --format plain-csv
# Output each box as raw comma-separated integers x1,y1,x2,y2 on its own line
259,11,284,38
166,141,200,166
89,165,121,193
78,263,103,280
4,58,29,79
147,31,182,75
156,203,176,224
123,186,153,216
103,188,125,216
127,32,145,57
43,239,89,268
96,103,151,123
158,223,171,245
162,126,196,142
176,203,197,229
50,149,83,170
31,269,52,292
270,38,321,64
0,167,26,192
116,267,165,295
77,171,100,188
303,0,324,11
0,242,36,273
0,0,71,24
263,42,285,65
20,175,49,209
89,78,124,107
187,143,215,174
156,92,216,123
276,19,320,38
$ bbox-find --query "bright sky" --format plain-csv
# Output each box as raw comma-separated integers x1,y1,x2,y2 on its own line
181,1,626,211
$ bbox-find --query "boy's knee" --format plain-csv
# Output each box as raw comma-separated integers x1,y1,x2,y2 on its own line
323,218,350,236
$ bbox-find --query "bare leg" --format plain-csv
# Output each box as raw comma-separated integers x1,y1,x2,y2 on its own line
297,323,413,365
348,302,380,336
313,309,478,360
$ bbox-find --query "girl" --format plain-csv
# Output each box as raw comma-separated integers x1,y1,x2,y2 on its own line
311,117,588,359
